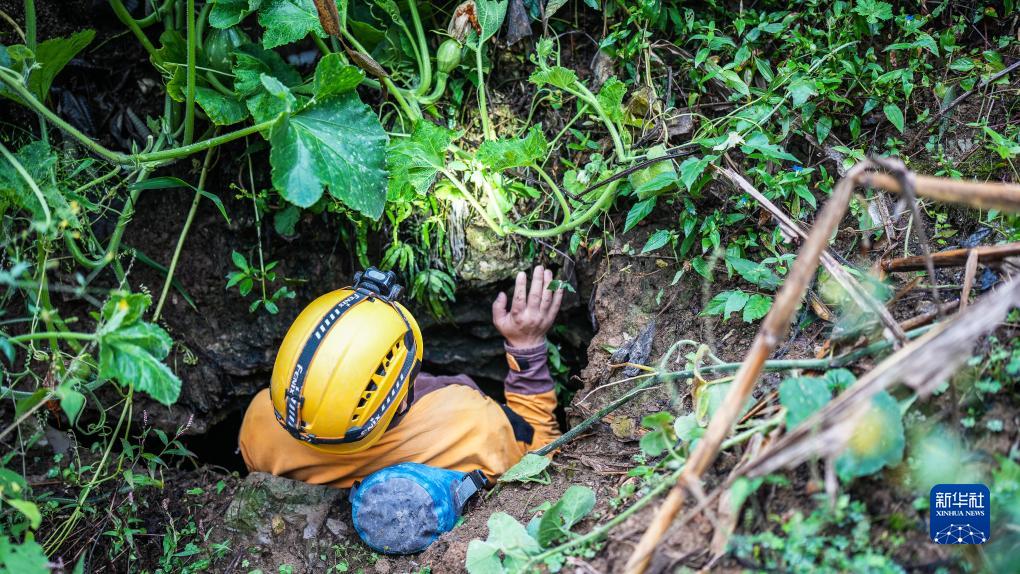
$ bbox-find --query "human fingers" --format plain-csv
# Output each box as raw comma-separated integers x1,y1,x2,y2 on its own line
542,283,565,329
492,291,508,325
540,269,554,314
511,271,527,316
527,265,545,313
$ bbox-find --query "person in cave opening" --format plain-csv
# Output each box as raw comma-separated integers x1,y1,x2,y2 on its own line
237,264,564,489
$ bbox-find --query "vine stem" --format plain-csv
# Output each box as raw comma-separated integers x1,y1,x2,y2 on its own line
108,0,163,66
312,34,331,56
569,81,629,163
0,67,132,164
134,120,275,165
506,180,621,238
475,41,495,140
135,0,174,27
64,167,150,272
44,388,132,555
0,68,276,166
406,0,431,96
152,144,216,321
247,154,269,302
532,162,571,223
418,73,448,105
23,0,49,142
183,0,196,144
23,0,35,48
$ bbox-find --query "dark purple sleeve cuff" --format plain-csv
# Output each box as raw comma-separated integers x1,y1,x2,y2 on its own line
504,342,554,395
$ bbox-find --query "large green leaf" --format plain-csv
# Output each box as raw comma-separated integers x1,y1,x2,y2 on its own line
232,43,302,97
623,196,655,233
476,0,509,44
465,540,503,574
628,146,677,200
740,132,798,162
529,66,577,90
498,453,551,484
97,294,181,406
248,73,297,123
786,77,817,107
29,30,95,100
56,382,86,425
6,499,40,529
194,87,249,125
387,121,455,199
99,322,181,406
597,77,627,122
836,390,905,480
536,485,595,546
0,140,72,227
726,256,780,290
883,103,905,133
476,125,547,171
0,535,49,574
210,0,264,28
152,30,188,101
639,411,675,457
678,154,716,192
269,93,388,217
258,0,326,49
779,376,832,428
742,294,772,322
313,53,364,98
485,512,540,556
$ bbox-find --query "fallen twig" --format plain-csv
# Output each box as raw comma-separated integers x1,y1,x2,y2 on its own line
960,250,979,311
899,300,960,331
861,172,1020,213
881,242,1020,271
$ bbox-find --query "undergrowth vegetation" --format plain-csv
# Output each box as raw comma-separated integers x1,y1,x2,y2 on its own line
0,0,1018,571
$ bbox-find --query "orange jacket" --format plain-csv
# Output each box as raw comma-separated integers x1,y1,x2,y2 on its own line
238,343,560,488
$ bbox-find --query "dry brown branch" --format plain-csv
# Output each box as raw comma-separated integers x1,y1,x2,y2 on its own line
623,163,1020,573
881,243,1020,271
862,172,1020,213
960,250,980,311
899,300,960,331
737,276,1020,479
715,163,907,342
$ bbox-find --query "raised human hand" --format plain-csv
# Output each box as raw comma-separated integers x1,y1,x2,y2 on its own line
491,265,564,348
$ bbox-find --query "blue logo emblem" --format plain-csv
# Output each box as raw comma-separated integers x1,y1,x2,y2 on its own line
929,484,990,544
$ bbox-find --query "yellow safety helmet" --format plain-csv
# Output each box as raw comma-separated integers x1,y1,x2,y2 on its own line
270,268,423,454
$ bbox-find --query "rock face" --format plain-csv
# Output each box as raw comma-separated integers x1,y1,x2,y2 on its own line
224,472,358,574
